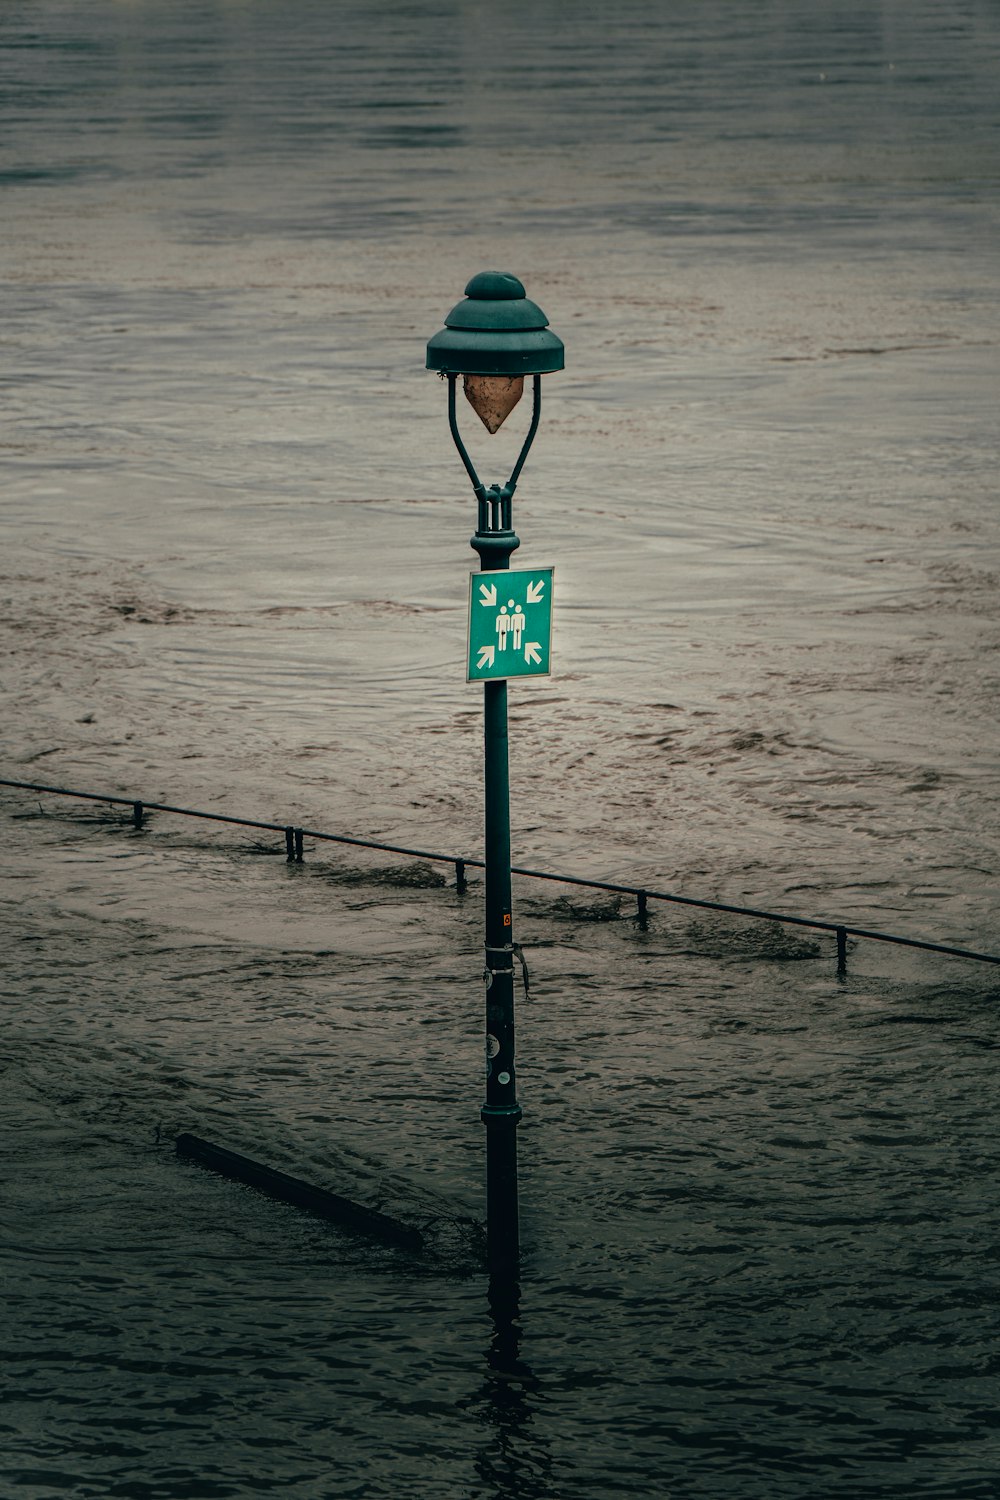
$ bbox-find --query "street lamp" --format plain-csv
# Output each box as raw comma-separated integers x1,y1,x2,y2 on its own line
427,271,564,1277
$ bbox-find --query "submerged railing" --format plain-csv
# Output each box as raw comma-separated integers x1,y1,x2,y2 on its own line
2,776,998,977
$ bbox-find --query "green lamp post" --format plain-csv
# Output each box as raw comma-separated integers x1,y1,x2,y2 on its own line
427,272,564,1277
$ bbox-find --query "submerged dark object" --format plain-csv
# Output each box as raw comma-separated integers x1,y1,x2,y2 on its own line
176,1133,424,1252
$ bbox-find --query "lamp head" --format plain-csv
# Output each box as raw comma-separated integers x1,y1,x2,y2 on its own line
427,272,564,434
427,271,564,378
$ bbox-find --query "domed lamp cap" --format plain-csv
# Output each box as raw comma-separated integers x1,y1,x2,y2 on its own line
426,270,565,377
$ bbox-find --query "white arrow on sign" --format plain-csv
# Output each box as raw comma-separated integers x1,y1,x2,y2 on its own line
477,644,496,671
479,582,498,607
526,579,546,604
524,642,542,666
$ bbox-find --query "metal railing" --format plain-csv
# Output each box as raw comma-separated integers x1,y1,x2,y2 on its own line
2,775,997,976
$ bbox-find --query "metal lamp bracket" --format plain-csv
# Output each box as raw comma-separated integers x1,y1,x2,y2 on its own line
447,372,542,536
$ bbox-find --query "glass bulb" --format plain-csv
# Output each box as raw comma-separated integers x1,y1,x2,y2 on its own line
463,374,524,434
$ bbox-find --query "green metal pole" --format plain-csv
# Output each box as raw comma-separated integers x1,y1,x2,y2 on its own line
473,494,522,1281
450,369,543,1279
482,673,521,1276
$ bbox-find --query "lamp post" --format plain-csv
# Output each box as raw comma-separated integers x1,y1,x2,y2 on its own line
427,272,564,1278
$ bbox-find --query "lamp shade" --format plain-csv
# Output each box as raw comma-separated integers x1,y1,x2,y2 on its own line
426,271,564,376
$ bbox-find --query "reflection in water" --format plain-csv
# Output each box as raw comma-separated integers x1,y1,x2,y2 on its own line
468,1278,552,1500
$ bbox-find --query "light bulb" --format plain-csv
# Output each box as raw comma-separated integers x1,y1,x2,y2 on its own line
463,374,525,434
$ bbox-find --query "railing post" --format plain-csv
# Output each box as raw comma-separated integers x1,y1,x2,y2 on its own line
132,800,144,829
837,927,848,975
285,826,295,862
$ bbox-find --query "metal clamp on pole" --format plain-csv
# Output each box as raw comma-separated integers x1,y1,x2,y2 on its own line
484,942,530,1002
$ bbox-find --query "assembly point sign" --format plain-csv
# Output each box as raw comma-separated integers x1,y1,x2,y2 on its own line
467,567,554,682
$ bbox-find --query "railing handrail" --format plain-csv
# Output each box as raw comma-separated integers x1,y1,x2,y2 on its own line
2,776,997,972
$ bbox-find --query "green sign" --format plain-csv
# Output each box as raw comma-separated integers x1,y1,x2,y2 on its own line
467,567,553,682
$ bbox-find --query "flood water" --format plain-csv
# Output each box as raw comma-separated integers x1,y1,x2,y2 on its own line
3,2,1000,1496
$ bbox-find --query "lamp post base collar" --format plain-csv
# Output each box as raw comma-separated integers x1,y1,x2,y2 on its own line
481,1104,523,1124
472,530,520,568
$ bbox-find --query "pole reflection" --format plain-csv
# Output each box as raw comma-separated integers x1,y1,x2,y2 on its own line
467,1276,554,1500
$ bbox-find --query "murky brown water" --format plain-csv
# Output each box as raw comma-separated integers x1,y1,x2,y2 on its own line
3,2,999,1495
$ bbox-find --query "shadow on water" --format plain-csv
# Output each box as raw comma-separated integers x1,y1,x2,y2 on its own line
462,1277,554,1500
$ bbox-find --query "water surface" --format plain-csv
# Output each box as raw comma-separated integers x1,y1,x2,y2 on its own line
3,2,999,1495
